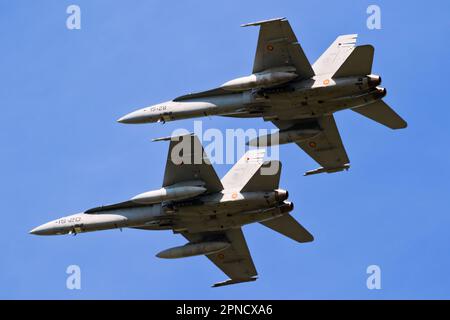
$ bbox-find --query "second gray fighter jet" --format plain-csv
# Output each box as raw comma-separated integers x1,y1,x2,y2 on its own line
30,134,313,287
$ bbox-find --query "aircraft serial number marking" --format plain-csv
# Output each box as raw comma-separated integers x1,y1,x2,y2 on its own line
150,105,167,112
55,217,81,224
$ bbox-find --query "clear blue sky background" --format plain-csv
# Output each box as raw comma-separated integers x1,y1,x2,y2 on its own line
1,0,449,299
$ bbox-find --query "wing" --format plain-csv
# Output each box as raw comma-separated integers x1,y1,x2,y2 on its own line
182,228,257,287
272,115,350,175
154,133,223,192
242,18,315,79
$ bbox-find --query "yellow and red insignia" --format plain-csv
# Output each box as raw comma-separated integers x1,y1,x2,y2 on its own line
323,79,330,86
309,141,317,148
266,44,274,51
231,192,238,199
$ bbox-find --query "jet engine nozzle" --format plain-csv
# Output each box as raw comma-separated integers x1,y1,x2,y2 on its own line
131,185,207,204
156,241,230,259
275,189,289,202
375,86,387,99
367,74,382,87
279,201,294,214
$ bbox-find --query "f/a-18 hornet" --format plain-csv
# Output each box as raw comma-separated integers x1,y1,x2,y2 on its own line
30,134,313,287
118,17,407,176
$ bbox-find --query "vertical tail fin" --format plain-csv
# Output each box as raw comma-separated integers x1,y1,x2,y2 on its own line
332,45,374,78
221,148,282,192
313,34,358,76
220,149,266,191
240,160,281,192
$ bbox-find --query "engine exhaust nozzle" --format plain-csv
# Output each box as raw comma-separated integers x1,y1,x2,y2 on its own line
368,74,382,87
275,189,289,202
374,86,387,99
279,201,294,214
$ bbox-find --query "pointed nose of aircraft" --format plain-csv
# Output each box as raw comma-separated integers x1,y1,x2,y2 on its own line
29,221,63,236
117,108,151,124
29,223,52,235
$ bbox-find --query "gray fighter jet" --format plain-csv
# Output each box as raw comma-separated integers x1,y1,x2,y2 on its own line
30,134,313,287
118,17,407,175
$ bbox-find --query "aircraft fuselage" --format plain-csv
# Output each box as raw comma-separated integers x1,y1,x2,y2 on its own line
117,74,383,124
29,189,290,236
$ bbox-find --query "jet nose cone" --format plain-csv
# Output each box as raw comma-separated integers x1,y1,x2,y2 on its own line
29,225,45,235
117,113,135,124
117,109,151,124
29,222,55,236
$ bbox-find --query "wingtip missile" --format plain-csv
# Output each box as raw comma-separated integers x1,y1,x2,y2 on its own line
212,277,258,288
304,164,350,176
240,17,286,27
152,132,194,142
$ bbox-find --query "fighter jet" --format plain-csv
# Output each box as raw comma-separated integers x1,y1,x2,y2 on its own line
118,17,407,176
30,134,313,287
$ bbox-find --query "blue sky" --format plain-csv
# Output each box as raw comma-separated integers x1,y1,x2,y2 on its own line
1,0,449,299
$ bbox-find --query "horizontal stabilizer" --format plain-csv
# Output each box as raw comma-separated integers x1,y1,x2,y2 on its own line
352,100,407,129
260,214,313,243
333,45,374,78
